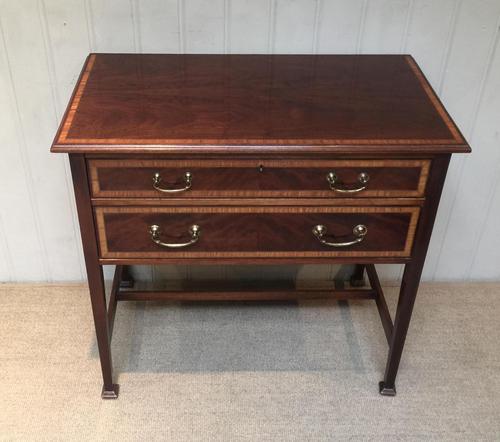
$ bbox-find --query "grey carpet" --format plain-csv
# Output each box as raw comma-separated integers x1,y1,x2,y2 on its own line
0,282,499,441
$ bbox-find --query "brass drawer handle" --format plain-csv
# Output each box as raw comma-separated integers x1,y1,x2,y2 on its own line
326,171,369,193
153,171,192,193
149,224,200,248
312,224,367,248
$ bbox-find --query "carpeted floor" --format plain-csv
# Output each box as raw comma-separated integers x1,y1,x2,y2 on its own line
0,282,499,441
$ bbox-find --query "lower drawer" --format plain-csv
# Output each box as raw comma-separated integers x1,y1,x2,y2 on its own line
95,206,420,259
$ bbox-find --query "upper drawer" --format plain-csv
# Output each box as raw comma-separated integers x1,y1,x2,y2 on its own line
88,159,430,198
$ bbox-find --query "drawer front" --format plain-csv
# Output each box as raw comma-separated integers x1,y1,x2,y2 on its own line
95,206,420,259
89,159,430,198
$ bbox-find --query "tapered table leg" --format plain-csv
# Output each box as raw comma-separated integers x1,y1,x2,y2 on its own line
88,265,119,399
70,154,119,399
350,264,366,287
379,262,420,396
379,155,450,395
120,265,135,288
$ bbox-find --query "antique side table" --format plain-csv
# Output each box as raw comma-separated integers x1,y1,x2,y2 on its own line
51,54,470,398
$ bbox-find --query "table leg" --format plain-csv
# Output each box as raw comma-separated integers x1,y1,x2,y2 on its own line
379,261,420,396
379,154,450,395
69,154,119,399
350,264,366,287
120,265,135,288
88,265,119,399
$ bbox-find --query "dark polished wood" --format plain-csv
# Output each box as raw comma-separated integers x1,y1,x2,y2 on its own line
90,196,426,207
350,264,366,287
366,264,393,345
379,154,451,396
96,206,418,258
88,159,429,198
69,154,119,399
107,264,122,338
53,54,470,398
52,54,469,155
119,265,134,288
99,256,412,265
117,288,377,302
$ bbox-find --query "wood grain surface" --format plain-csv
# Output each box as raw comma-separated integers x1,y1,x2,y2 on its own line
52,54,470,154
88,159,430,198
95,206,420,259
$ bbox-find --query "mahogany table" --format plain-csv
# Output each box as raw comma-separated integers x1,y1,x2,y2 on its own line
51,54,470,398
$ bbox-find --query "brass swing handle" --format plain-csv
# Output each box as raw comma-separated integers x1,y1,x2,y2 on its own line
153,171,192,193
312,224,367,248
326,171,369,193
149,224,201,248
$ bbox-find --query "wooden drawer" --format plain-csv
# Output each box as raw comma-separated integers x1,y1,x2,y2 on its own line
88,159,430,198
95,206,420,259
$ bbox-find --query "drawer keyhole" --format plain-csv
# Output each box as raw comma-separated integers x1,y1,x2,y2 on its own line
259,165,264,173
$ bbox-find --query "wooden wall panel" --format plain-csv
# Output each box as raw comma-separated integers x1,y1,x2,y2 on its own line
228,0,271,53
470,146,500,280
437,28,500,280
424,0,500,281
273,0,318,53
184,0,225,53
41,0,92,280
0,217,12,281
0,1,82,281
87,0,136,52
135,0,180,53
404,0,458,87
0,25,46,281
0,0,498,283
360,0,411,53
315,0,366,54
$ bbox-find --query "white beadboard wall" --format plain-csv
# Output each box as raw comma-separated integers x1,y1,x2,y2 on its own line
1,0,499,283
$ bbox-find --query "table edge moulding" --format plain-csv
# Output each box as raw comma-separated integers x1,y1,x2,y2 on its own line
51,53,471,399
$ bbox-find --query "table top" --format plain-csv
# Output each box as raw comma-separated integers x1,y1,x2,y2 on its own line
52,54,470,155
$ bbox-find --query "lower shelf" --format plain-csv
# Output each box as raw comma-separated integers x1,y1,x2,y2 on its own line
117,280,377,302
106,264,394,347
